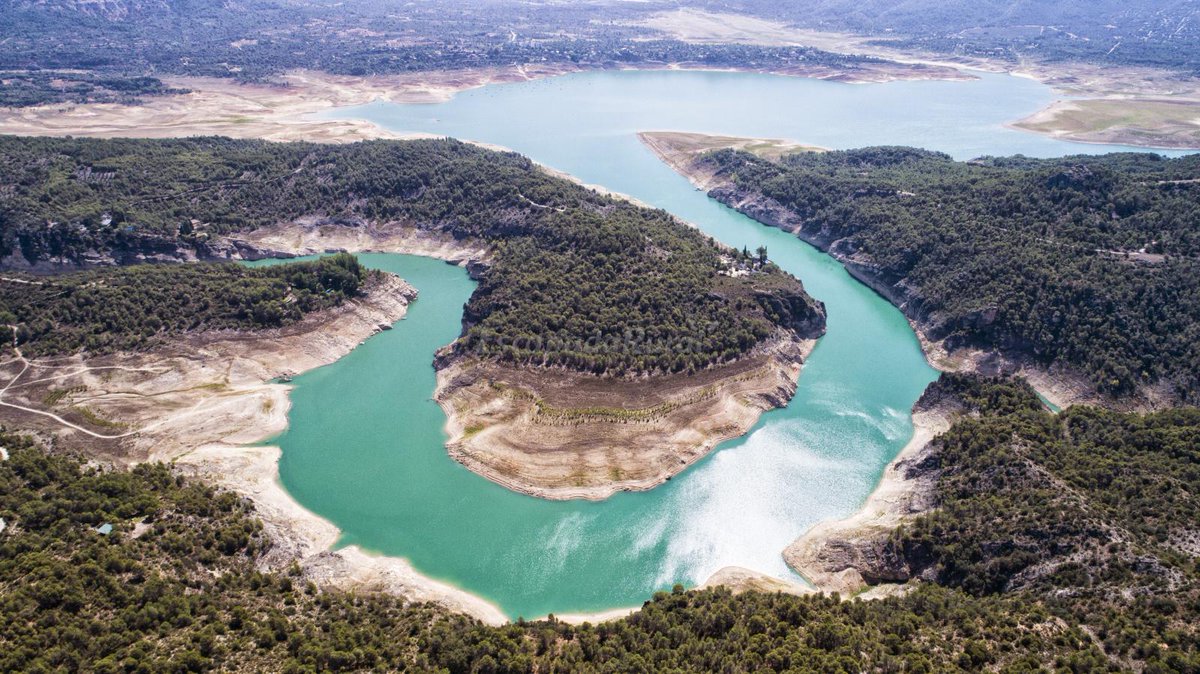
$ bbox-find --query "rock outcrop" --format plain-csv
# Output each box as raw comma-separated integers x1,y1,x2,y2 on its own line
781,387,960,595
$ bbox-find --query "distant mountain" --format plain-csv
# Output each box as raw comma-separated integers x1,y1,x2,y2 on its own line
0,0,1195,93
723,0,1197,34
718,0,1200,69
4,0,175,20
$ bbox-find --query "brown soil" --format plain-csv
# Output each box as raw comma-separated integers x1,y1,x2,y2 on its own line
0,274,507,623
436,335,815,500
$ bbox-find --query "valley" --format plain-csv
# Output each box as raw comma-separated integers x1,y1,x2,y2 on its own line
1,3,1198,668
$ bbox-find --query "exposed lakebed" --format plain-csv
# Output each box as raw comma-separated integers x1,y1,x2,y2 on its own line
263,70,1183,619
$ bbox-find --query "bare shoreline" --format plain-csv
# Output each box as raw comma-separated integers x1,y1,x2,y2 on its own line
203,221,824,616
234,217,822,501
435,337,815,501
0,271,506,624
637,129,1160,594
0,66,576,143
782,406,951,594
4,49,1179,619
637,8,1200,151
650,131,1192,413
1008,98,1200,151
4,49,1195,152
0,57,969,144
637,130,1132,411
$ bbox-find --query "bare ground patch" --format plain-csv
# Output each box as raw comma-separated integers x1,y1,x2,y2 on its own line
435,335,815,500
0,273,507,623
1013,98,1200,150
0,65,580,143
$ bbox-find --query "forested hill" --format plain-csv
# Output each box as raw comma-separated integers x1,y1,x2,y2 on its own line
0,136,824,374
2,378,1197,671
728,0,1200,71
696,147,1200,401
881,374,1200,669
0,253,371,356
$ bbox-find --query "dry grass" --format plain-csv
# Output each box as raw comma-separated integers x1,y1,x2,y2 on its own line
1014,98,1200,149
640,131,825,162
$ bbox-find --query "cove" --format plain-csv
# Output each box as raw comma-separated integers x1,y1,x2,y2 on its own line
265,69,1182,620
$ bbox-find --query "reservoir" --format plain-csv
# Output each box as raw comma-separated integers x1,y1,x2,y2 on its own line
267,70,1181,619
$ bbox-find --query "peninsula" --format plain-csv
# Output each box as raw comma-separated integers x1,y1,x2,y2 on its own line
641,130,1200,407
0,135,826,501
643,131,1200,657
3,0,1199,670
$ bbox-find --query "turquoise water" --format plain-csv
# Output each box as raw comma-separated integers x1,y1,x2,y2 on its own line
263,70,1179,619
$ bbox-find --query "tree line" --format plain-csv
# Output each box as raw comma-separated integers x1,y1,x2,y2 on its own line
0,135,825,374
702,146,1200,400
885,373,1200,671
2,371,1197,671
0,253,370,356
